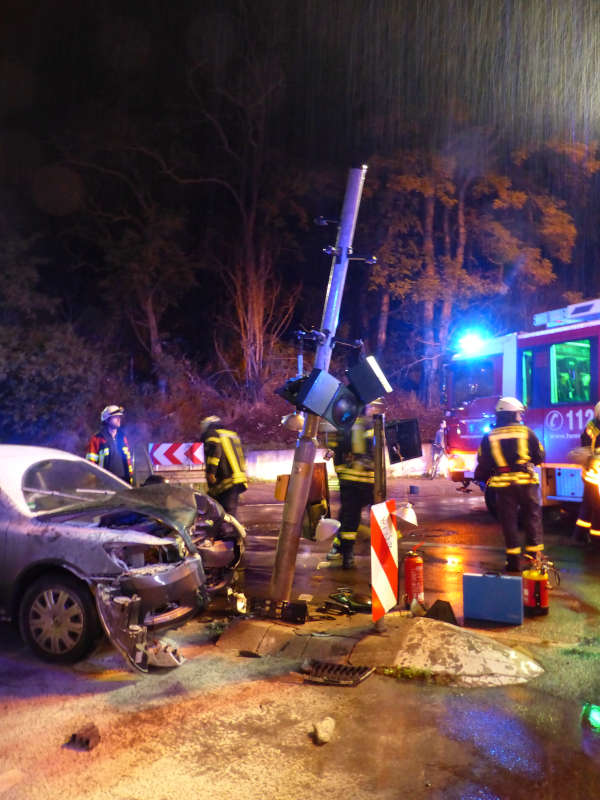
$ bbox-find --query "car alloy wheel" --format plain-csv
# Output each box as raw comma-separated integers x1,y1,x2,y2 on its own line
19,573,99,663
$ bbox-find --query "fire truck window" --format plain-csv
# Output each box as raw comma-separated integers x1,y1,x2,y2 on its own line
451,360,495,405
521,350,533,407
550,339,591,404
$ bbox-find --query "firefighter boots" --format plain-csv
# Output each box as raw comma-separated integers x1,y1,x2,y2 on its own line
326,537,342,562
341,540,355,570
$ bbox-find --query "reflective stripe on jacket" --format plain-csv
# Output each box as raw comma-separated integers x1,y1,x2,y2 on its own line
474,424,544,488
328,418,375,485
86,428,134,484
204,428,247,496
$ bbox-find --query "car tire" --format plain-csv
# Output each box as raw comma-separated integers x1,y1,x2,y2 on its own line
19,573,100,664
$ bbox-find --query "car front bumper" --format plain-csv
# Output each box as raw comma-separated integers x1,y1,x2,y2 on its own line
95,555,206,672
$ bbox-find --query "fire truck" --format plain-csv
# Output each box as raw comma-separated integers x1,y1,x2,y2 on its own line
445,297,600,513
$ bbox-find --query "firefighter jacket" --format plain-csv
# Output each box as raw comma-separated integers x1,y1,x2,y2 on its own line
86,426,134,484
474,424,544,488
581,418,600,450
328,417,375,485
580,418,600,482
203,427,248,497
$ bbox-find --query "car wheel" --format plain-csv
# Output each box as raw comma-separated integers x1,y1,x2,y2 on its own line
19,573,99,664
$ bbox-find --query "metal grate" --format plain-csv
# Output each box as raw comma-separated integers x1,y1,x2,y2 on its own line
304,660,374,686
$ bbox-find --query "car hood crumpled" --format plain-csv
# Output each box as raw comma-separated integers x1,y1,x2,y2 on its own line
38,484,199,553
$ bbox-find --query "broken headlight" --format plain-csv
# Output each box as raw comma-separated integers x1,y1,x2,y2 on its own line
103,539,182,571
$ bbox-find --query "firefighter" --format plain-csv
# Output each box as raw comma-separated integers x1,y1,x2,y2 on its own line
86,405,134,485
199,416,247,518
474,396,545,572
574,401,600,540
326,411,376,569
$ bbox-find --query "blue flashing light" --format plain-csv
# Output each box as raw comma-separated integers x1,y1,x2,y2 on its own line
457,329,489,356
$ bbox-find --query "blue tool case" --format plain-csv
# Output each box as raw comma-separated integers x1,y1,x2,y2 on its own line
462,572,523,625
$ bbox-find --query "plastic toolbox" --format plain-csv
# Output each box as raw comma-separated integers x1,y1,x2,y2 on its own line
462,572,523,625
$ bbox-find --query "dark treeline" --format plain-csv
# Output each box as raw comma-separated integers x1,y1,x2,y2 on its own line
1,0,600,449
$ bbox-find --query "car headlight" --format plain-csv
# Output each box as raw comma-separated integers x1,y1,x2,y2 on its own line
103,539,181,570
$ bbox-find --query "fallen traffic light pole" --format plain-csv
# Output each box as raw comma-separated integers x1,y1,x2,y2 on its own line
269,165,368,601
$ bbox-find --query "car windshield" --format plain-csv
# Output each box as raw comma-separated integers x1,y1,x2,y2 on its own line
22,459,128,513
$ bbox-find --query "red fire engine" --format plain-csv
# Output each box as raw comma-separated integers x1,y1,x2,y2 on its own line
445,297,600,512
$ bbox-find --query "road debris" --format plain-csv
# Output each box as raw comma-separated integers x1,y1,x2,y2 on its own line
146,638,186,668
312,716,335,745
66,723,100,751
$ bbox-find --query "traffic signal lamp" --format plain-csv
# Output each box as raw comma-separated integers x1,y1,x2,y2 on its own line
347,355,393,404
275,376,308,406
296,369,360,431
275,356,393,432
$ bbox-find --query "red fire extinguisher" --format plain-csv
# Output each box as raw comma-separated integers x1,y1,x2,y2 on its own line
522,564,550,616
403,549,425,608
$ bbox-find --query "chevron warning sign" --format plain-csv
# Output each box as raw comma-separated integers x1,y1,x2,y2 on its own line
370,499,398,622
149,442,204,467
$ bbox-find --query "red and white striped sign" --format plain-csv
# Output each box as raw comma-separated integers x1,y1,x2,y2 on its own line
149,442,204,467
370,499,398,622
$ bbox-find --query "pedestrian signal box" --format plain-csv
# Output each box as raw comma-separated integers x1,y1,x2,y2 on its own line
385,419,422,463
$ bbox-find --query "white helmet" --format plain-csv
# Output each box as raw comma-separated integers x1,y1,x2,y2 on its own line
101,405,124,422
594,401,600,420
200,415,221,439
495,396,525,413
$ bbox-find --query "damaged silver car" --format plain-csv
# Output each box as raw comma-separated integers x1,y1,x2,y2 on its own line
0,445,245,671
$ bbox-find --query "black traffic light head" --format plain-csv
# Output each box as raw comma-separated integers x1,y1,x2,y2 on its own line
275,375,309,406
347,355,393,404
295,368,361,431
385,418,422,463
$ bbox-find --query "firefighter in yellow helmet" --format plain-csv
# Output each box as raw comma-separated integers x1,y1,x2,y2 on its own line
86,405,134,484
574,401,600,541
199,416,247,518
474,396,545,572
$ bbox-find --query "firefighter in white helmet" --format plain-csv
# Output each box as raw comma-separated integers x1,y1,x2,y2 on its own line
474,396,545,572
86,405,134,484
574,401,600,541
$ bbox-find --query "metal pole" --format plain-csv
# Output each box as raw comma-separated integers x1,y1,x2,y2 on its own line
373,413,386,504
269,165,368,601
315,166,368,372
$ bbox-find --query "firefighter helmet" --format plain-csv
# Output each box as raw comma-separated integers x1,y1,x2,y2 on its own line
495,396,525,413
100,405,124,422
200,415,221,439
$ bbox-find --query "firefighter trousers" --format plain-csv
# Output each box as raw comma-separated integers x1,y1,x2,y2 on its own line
575,475,600,538
495,483,544,557
338,480,374,542
213,485,244,518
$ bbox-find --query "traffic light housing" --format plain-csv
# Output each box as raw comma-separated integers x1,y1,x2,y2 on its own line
275,375,309,406
347,355,393,404
275,356,393,432
295,369,360,431
385,418,422,463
